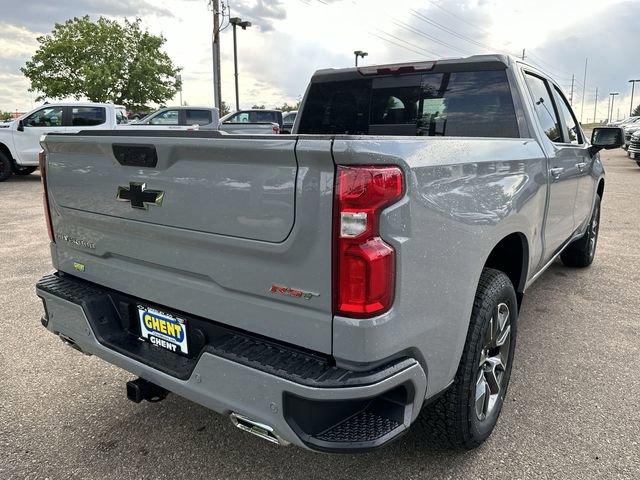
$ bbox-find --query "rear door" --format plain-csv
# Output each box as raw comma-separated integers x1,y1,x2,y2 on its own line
14,105,66,165
550,85,594,228
43,133,335,353
523,71,579,259
66,106,108,133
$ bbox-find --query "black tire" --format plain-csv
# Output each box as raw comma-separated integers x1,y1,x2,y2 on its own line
636,160,640,167
12,165,37,176
560,195,601,268
0,152,12,182
414,268,518,449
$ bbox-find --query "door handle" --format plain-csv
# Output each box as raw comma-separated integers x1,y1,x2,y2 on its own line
575,162,588,172
549,167,564,179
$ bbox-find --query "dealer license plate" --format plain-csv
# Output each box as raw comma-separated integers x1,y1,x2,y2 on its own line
138,305,189,355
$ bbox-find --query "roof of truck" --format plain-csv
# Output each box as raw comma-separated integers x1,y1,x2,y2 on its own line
311,54,514,82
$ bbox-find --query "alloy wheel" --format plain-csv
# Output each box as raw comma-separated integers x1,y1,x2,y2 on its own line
475,302,511,421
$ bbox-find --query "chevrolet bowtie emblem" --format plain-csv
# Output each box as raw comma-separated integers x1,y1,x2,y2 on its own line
116,182,164,210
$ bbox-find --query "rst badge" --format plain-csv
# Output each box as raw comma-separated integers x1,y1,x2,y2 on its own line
269,284,319,300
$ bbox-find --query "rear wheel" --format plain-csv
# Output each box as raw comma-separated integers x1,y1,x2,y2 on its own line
0,152,12,182
12,165,37,176
414,268,518,449
560,195,601,268
636,160,640,167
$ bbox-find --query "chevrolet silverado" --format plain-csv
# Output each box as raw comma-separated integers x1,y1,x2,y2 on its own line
36,55,623,452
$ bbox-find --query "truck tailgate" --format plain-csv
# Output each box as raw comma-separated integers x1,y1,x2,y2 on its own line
42,133,335,353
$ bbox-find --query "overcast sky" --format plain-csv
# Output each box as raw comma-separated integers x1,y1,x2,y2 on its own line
1,0,638,122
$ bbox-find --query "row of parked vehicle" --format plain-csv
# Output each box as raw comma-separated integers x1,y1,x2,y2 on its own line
608,116,640,166
0,103,299,181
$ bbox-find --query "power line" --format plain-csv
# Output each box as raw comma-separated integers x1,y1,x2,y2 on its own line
391,19,476,57
409,9,501,53
423,0,492,36
369,31,433,57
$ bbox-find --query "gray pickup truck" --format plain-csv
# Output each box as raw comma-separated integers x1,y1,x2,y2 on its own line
36,55,622,453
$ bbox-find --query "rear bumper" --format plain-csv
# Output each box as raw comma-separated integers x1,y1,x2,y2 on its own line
36,273,427,452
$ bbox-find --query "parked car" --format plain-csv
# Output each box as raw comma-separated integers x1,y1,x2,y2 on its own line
37,54,622,453
623,122,640,149
608,116,639,127
628,130,640,164
281,110,298,134
218,109,282,134
132,106,219,130
0,102,129,182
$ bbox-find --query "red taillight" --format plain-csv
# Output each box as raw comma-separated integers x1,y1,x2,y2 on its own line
334,165,403,317
39,151,55,242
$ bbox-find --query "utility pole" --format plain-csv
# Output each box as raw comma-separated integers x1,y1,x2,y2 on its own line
230,17,251,111
580,58,588,122
211,0,222,109
177,74,183,106
354,50,368,67
593,87,598,124
609,92,619,122
569,74,575,105
521,48,525,61
629,79,640,116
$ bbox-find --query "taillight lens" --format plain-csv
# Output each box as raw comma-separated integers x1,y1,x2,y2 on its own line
334,165,403,317
39,151,55,242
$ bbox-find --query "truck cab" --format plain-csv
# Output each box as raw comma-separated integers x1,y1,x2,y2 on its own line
0,102,128,181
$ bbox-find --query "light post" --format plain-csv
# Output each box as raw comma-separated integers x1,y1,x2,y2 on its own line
609,92,619,122
354,50,368,67
230,17,251,111
629,79,640,116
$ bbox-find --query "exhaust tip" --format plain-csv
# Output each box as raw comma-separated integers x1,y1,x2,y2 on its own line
230,413,289,446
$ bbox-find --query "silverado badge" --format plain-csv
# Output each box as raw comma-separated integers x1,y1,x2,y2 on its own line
117,182,164,210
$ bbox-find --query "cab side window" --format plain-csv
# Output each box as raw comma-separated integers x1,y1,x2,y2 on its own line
227,112,250,123
149,110,179,125
23,106,64,127
524,73,562,143
552,87,582,144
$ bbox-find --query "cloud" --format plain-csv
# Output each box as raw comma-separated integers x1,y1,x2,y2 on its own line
2,0,172,33
227,0,287,32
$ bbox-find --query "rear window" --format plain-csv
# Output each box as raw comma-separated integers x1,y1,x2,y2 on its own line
298,70,519,138
72,107,106,127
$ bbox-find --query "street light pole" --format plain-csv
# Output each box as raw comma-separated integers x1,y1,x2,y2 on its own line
354,50,368,67
230,17,251,111
629,79,640,116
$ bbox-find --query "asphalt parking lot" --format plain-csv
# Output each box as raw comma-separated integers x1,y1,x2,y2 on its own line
1,148,639,479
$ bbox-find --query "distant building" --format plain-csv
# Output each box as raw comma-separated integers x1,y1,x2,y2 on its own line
10,111,25,119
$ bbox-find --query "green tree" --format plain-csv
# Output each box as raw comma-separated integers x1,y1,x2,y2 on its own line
279,101,300,112
633,104,640,117
251,104,266,109
219,101,230,117
21,16,181,110
0,111,12,121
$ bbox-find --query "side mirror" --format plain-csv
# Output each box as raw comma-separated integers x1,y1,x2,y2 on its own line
17,120,24,132
590,127,623,154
